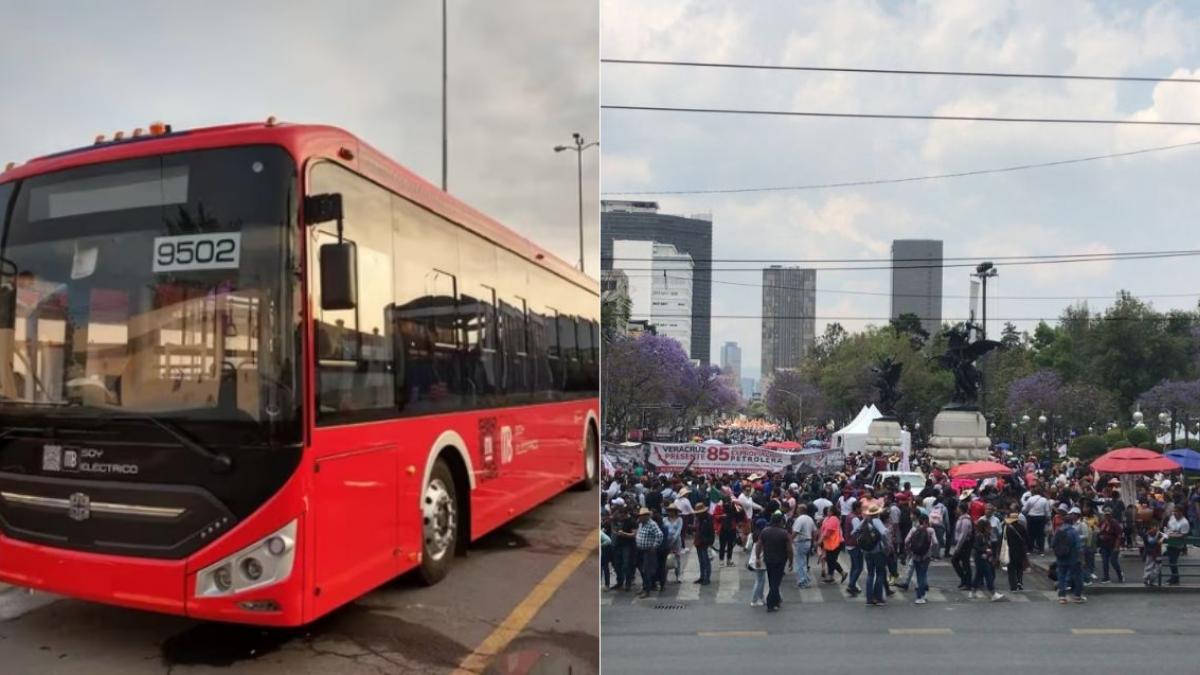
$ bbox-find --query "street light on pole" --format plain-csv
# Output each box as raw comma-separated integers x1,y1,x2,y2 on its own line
554,133,598,273
771,387,804,439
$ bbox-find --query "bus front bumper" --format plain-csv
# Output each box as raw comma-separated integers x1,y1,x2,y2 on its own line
0,529,307,626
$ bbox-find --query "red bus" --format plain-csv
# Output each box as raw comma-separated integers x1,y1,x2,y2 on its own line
0,119,600,626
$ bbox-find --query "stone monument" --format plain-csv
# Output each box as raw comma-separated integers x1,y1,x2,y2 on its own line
928,323,1002,466
865,357,903,457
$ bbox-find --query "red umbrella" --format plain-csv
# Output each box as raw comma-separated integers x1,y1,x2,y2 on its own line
762,441,781,449
1091,447,1179,474
775,441,802,450
949,461,1011,479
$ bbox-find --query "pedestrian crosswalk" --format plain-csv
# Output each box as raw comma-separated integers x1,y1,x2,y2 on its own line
602,549,1058,608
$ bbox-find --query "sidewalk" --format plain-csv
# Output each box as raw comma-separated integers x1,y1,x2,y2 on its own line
1025,550,1200,593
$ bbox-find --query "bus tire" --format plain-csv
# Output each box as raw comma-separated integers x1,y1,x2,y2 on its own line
419,459,458,585
573,428,598,491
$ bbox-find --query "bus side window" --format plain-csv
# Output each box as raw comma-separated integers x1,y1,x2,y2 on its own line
310,163,395,423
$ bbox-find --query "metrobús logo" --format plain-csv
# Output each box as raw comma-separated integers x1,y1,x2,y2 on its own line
41,444,139,476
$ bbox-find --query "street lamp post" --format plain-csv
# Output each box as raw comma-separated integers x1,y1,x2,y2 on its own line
554,133,598,273
1159,410,1175,448
973,261,998,412
771,387,804,439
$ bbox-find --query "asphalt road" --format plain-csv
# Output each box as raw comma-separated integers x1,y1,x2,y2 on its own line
0,488,599,675
602,548,1198,674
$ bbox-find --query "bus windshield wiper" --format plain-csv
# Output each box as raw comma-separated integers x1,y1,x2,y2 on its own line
61,406,234,473
134,414,234,473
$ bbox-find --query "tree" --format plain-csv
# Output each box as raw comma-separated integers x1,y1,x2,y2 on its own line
1005,369,1063,421
764,370,823,437
1069,434,1108,461
1000,322,1021,348
673,363,740,432
601,292,630,345
889,312,929,348
601,333,691,439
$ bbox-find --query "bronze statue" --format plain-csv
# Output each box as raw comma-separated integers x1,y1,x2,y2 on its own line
935,323,1002,407
872,356,903,416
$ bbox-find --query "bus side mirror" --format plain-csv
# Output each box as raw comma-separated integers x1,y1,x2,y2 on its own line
319,242,357,310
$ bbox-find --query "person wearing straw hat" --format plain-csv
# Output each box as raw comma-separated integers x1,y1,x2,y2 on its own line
853,503,890,606
1003,510,1029,591
634,507,664,598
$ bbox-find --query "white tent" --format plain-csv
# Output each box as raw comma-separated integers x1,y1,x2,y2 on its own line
833,404,882,455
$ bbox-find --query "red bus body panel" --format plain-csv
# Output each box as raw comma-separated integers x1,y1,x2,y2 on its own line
0,121,598,626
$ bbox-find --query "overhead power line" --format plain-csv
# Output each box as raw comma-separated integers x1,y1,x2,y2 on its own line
602,104,1200,127
601,58,1200,85
609,250,1200,273
601,139,1200,196
604,247,1200,265
617,272,1200,302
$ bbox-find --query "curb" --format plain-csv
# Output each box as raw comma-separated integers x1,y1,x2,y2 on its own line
1026,558,1200,594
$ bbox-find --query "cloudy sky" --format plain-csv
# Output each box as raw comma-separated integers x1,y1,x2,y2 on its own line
0,0,598,275
601,0,1200,383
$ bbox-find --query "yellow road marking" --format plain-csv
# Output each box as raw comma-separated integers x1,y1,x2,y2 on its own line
889,628,953,635
451,528,599,675
697,631,769,637
1071,628,1135,635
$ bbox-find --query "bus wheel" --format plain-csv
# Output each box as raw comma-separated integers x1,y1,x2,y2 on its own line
419,459,457,585
574,430,598,491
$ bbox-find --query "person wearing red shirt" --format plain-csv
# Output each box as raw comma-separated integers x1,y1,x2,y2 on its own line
968,495,987,522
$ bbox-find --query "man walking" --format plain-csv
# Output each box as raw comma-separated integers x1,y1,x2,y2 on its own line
1165,504,1192,585
758,512,794,612
904,513,937,604
1052,510,1085,604
791,504,816,588
1097,507,1125,583
692,502,715,585
1023,487,1051,554
854,504,890,606
635,507,663,598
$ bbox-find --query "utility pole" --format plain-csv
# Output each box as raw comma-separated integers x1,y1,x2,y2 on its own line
974,261,998,412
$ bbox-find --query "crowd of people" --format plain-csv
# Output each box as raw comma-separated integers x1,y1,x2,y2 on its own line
600,447,1199,611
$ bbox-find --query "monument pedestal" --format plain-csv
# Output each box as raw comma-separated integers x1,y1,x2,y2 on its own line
927,407,992,466
865,418,903,455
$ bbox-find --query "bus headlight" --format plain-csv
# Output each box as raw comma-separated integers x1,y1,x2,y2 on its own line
195,520,296,598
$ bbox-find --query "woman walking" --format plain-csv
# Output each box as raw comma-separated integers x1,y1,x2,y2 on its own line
816,505,847,583
1003,511,1028,591
971,518,1004,601
747,521,766,606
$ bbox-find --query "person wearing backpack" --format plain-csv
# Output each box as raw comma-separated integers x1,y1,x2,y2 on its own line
902,513,937,604
1052,511,1085,603
853,504,890,606
929,498,947,559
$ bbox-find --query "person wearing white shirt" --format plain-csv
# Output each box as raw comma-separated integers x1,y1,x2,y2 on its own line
838,492,857,516
1165,505,1192,585
791,505,816,588
812,496,833,524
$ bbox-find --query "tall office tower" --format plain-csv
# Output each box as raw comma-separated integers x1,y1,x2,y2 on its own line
649,243,693,353
602,200,713,363
761,266,816,378
890,239,943,336
720,341,742,393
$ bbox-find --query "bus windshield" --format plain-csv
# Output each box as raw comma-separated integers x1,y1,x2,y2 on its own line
0,145,299,444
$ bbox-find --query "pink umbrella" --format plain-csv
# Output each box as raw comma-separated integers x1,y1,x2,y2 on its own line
949,461,1011,480
1091,447,1179,474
